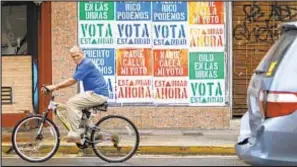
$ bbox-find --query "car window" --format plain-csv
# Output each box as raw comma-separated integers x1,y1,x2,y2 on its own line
255,30,297,77
270,30,297,91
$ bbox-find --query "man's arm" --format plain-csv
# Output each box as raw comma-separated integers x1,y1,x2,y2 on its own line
54,77,77,90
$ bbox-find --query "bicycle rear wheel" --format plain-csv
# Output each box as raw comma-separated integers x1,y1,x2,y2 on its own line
12,115,60,162
91,115,139,163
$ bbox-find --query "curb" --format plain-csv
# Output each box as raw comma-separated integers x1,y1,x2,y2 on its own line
2,144,235,156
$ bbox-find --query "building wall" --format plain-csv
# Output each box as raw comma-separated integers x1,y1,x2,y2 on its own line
51,2,78,103
232,1,297,116
2,56,33,114
51,2,230,129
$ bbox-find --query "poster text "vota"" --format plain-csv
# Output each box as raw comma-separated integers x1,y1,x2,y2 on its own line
80,23,113,45
153,24,186,46
117,23,150,45
190,81,224,104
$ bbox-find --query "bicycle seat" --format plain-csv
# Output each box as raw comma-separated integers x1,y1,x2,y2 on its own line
92,102,108,112
83,102,108,112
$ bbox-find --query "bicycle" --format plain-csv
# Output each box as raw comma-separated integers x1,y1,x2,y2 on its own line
11,86,140,163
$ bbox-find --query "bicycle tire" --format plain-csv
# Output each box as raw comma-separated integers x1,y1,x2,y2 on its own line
12,115,60,163
91,115,140,163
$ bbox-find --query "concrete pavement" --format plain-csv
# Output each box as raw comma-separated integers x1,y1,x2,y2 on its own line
2,124,240,156
2,155,248,166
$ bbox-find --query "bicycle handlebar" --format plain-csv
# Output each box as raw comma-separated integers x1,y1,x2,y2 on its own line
42,85,55,101
42,85,51,94
43,86,50,92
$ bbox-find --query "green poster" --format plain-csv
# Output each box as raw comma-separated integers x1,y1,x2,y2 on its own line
79,2,114,20
189,52,224,80
189,80,225,105
189,52,225,106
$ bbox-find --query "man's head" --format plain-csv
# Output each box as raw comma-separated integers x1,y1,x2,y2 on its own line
69,45,84,65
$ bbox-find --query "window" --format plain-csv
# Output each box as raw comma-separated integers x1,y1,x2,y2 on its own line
1,2,28,55
270,30,297,91
255,30,296,77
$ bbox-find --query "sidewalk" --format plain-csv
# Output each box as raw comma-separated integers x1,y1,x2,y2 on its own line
2,126,240,156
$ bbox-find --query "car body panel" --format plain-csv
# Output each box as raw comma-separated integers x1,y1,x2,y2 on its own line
235,22,297,165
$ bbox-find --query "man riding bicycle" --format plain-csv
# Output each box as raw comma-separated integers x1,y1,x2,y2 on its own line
41,45,109,144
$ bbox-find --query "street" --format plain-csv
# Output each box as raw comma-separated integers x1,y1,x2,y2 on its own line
2,155,249,166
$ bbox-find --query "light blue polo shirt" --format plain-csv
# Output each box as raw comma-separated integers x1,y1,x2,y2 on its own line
73,58,109,97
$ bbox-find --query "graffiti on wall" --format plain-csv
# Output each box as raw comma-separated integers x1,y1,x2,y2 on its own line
233,2,297,44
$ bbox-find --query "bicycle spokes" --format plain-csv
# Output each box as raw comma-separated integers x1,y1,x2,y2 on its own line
12,116,59,162
91,116,139,162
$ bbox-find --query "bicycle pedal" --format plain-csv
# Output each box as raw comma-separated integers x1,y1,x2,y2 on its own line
76,142,89,149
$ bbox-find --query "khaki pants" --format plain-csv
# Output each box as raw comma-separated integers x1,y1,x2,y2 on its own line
63,91,108,139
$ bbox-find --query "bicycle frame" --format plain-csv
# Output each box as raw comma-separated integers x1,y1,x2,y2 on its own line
49,96,72,131
54,108,72,131
36,96,72,137
38,94,114,145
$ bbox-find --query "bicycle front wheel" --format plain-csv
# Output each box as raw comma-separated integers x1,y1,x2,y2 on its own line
12,115,60,162
91,115,140,163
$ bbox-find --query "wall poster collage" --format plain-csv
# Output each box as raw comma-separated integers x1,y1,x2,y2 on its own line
78,1,226,106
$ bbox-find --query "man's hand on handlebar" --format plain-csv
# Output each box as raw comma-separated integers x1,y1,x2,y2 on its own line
41,85,56,94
